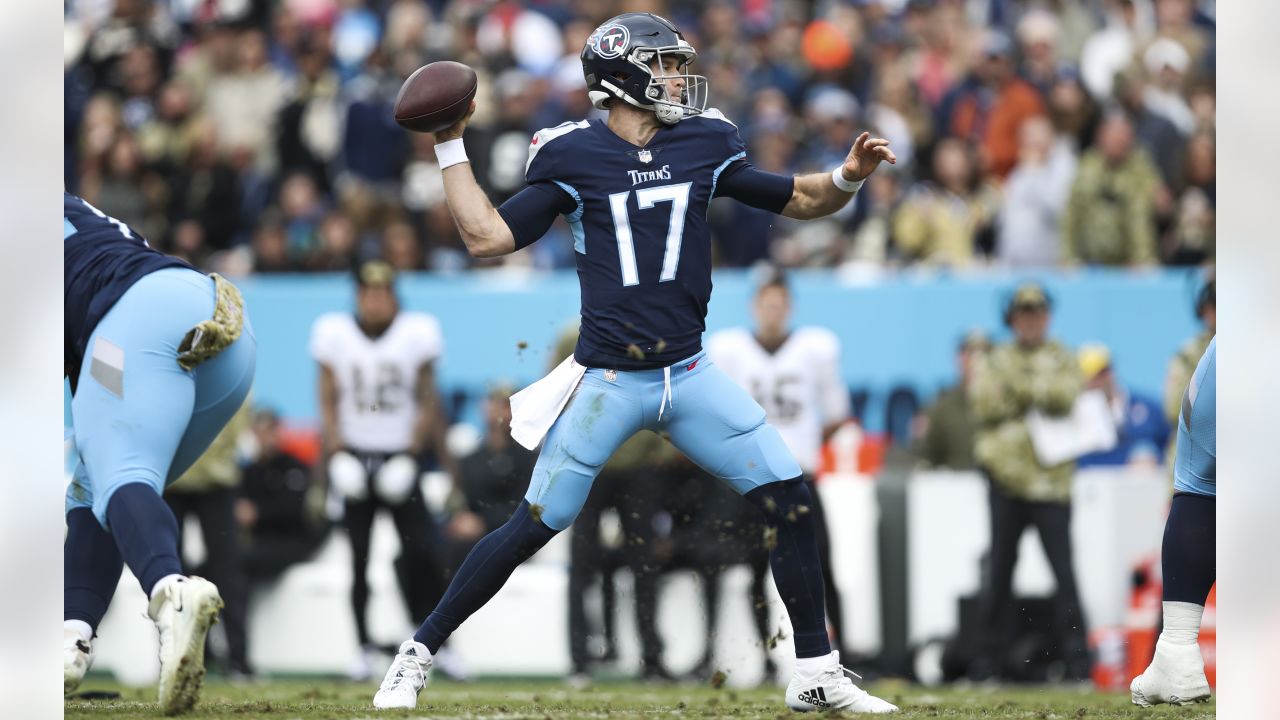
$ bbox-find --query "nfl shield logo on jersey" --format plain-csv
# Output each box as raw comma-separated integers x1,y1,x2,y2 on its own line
637,149,653,164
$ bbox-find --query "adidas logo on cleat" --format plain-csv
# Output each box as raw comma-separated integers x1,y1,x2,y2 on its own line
797,687,830,707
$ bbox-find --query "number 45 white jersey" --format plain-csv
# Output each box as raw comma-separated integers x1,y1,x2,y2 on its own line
309,311,443,454
707,327,850,474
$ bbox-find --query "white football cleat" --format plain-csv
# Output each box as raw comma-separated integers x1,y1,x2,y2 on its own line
1131,638,1211,707
373,640,432,710
148,576,223,716
64,629,94,695
785,652,899,713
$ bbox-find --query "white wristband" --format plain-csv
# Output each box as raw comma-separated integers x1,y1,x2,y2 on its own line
435,138,468,170
832,166,865,193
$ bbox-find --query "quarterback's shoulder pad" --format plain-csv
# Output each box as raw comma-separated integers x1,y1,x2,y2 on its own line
526,120,591,181
696,107,738,128
689,107,745,162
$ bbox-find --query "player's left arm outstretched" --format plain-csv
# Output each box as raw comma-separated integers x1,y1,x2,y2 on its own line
781,131,896,219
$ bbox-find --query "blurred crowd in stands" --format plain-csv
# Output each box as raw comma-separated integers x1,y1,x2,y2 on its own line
65,0,1215,273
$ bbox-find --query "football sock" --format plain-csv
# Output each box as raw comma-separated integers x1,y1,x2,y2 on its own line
105,483,184,597
1161,492,1215,605
65,620,94,644
1160,601,1204,646
150,574,185,600
413,501,557,653
795,651,838,676
64,507,124,632
745,478,832,659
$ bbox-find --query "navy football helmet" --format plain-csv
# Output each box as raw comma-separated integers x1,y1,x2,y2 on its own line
581,12,708,125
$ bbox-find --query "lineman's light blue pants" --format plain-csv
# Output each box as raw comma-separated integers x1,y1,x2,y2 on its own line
67,268,257,527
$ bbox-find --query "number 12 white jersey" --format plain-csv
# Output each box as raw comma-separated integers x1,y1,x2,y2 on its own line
707,326,849,474
309,311,443,454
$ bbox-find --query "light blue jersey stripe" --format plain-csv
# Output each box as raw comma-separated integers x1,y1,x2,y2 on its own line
710,151,747,201
553,180,586,254
64,218,77,239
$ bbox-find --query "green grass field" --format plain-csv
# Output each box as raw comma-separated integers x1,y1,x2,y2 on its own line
65,678,1215,719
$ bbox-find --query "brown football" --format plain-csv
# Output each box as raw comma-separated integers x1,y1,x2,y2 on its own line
393,61,478,134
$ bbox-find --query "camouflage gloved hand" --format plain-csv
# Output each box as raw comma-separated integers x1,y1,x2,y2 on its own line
177,273,245,370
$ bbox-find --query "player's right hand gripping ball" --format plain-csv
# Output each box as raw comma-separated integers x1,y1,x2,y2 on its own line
393,61,478,133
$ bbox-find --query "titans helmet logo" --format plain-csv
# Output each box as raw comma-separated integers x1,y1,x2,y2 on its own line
592,24,630,59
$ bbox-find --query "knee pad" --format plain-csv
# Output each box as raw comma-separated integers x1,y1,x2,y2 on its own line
328,450,368,501
374,453,419,505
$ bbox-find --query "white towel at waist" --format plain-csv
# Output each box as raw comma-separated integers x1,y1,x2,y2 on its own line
509,354,588,450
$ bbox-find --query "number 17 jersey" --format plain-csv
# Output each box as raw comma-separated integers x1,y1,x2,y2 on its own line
524,110,749,370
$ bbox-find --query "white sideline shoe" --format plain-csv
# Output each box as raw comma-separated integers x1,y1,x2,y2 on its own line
348,645,384,682
1131,638,1211,707
432,645,469,682
64,629,94,695
148,576,223,716
785,651,899,713
373,640,432,710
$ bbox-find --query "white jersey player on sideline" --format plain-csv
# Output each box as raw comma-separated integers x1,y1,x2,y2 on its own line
707,273,850,475
706,270,858,661
310,260,454,681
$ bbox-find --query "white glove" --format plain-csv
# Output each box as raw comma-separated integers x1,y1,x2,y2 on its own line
328,450,368,501
374,453,419,505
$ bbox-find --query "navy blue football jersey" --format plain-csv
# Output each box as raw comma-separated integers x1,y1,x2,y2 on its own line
64,192,190,384
524,110,768,370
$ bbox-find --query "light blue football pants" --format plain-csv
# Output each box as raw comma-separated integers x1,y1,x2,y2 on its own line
525,350,802,530
1174,336,1216,498
67,268,257,527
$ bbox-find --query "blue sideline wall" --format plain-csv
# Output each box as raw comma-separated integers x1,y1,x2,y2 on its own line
67,268,1208,441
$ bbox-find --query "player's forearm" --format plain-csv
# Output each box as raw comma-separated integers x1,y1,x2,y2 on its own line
441,164,517,258
410,364,441,455
782,171,859,220
318,366,342,453
409,408,435,456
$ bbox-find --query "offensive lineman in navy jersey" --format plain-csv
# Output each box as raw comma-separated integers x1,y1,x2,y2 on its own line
63,193,256,713
374,13,898,713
